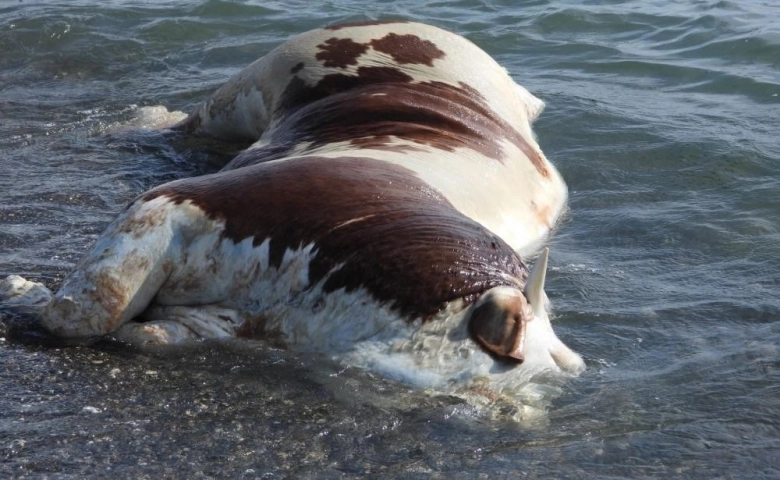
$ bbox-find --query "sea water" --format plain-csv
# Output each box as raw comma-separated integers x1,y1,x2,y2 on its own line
1,1,779,477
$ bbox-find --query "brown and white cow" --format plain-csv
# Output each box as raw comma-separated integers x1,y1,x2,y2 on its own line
0,20,583,396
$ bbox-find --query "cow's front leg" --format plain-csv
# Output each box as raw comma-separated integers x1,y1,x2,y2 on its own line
41,196,187,339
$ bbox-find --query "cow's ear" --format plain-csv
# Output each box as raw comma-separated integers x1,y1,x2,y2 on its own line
468,288,528,363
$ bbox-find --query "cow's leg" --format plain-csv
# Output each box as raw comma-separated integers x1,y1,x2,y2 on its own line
40,196,187,339
111,305,244,346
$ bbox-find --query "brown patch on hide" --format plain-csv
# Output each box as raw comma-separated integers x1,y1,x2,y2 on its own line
324,20,408,31
369,33,445,66
316,37,369,68
277,66,413,115
229,75,548,176
143,156,528,320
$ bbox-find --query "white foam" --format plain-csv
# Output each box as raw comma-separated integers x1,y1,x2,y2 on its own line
106,105,188,133
0,275,52,314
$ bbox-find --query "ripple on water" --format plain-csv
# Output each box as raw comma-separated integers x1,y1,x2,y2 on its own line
1,0,780,477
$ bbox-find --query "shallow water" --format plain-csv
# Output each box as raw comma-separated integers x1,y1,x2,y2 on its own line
1,0,779,478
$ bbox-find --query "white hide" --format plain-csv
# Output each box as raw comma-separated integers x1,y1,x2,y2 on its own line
193,22,568,256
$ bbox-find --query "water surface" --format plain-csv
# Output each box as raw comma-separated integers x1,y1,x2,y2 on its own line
1,0,779,478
